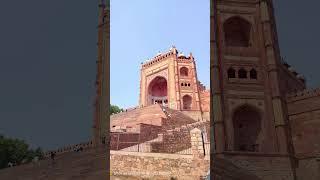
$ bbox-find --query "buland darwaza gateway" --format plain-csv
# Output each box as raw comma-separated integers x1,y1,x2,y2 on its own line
0,0,320,179
109,0,320,179
110,46,210,134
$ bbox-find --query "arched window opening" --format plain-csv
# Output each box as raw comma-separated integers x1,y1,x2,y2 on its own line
238,68,247,79
228,68,236,78
181,83,184,86
233,105,262,152
182,95,192,110
184,83,187,86
223,16,251,47
180,67,189,76
187,83,190,87
148,76,168,106
250,69,257,79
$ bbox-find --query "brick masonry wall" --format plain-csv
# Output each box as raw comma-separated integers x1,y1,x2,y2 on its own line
287,93,320,156
110,151,209,179
110,132,140,150
290,109,320,156
139,123,163,142
151,121,210,153
110,124,162,150
151,130,191,153
286,89,320,180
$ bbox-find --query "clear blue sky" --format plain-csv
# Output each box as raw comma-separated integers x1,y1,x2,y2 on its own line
110,0,210,109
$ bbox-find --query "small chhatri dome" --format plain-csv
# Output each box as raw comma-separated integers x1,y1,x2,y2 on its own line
297,74,305,80
169,45,178,54
288,67,295,72
178,52,185,57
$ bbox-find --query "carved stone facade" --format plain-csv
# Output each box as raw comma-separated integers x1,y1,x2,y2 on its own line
139,46,209,116
212,0,320,180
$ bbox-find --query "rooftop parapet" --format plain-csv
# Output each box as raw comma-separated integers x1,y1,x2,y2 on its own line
44,141,94,158
286,88,320,102
141,46,193,68
280,57,306,84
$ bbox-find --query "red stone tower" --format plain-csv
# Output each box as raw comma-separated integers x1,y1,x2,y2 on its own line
212,0,304,178
139,47,209,120
93,0,109,146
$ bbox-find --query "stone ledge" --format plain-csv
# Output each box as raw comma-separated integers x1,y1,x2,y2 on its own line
110,150,194,159
215,151,291,158
287,88,320,102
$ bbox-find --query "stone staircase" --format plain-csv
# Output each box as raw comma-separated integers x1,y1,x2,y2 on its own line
161,106,197,128
111,104,166,129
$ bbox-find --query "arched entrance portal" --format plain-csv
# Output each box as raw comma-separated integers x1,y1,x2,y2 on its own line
223,16,251,47
182,95,192,110
148,76,168,106
233,105,261,152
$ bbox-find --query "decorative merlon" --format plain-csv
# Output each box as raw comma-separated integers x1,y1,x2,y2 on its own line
141,47,193,68
286,88,320,102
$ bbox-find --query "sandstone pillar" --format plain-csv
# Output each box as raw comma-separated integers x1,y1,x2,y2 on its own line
190,128,205,158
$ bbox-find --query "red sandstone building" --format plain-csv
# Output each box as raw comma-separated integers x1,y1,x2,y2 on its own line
110,47,210,153
211,0,320,179
110,0,320,179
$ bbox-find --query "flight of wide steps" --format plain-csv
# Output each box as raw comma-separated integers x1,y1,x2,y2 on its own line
111,104,166,127
161,106,198,129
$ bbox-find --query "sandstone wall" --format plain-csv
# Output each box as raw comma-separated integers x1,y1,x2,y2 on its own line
139,123,163,141
200,90,210,113
295,157,320,180
287,89,320,156
110,151,209,179
180,110,204,121
110,123,162,150
151,121,210,153
151,129,191,153
278,64,305,95
110,132,140,150
0,147,108,180
286,89,320,180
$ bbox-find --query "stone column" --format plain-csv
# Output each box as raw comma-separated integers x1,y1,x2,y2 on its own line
190,128,205,158
211,0,226,155
317,158,320,180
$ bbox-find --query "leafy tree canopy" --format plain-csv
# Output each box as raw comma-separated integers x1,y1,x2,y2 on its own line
110,104,123,115
0,135,44,169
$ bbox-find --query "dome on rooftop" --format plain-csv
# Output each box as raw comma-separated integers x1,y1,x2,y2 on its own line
178,52,185,57
288,67,295,72
297,74,305,80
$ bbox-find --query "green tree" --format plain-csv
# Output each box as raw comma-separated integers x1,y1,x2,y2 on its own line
0,135,44,169
110,104,123,115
